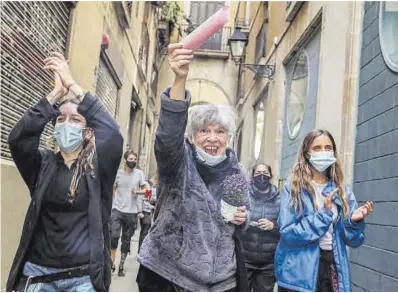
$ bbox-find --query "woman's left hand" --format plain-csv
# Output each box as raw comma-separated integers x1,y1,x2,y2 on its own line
351,201,374,222
258,218,274,231
231,206,247,226
44,52,74,87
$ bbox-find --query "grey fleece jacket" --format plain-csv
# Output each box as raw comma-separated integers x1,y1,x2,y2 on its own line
137,88,250,292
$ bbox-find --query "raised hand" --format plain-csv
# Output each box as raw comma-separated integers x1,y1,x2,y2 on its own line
351,201,374,222
231,205,247,226
44,52,74,87
167,43,194,79
324,188,338,210
45,68,67,105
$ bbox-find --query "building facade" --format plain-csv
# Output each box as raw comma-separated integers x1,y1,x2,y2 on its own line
0,1,163,287
233,1,397,291
350,1,398,291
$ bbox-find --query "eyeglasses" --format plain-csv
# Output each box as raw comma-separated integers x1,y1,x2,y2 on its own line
199,129,227,139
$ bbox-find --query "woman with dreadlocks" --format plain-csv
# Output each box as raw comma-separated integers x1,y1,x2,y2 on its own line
6,52,123,292
275,129,373,292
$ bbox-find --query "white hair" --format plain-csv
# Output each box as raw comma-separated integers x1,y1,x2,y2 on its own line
187,103,237,141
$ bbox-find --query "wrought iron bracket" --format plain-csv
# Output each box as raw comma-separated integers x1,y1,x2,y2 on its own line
241,64,275,80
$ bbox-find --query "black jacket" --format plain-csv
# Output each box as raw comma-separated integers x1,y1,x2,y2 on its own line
241,183,280,269
6,93,123,291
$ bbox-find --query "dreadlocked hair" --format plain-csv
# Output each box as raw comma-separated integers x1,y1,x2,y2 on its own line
49,99,96,203
68,135,96,203
289,129,349,218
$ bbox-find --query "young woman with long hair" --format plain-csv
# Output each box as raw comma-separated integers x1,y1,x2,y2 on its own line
275,129,373,292
6,53,123,292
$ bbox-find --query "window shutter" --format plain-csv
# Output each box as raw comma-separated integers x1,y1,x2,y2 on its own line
1,2,72,160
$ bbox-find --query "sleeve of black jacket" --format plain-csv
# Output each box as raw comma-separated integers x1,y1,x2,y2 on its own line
78,92,123,204
8,97,57,194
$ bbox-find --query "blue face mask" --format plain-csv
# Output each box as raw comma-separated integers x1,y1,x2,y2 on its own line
54,122,84,153
309,151,336,172
195,147,227,167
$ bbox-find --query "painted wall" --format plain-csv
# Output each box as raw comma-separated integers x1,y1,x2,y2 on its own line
350,2,398,291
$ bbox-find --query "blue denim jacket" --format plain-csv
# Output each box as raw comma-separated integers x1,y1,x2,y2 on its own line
275,181,365,292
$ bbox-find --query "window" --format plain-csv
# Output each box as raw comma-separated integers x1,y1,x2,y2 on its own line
127,1,132,16
287,51,308,139
255,20,268,63
254,101,265,160
95,57,120,117
190,1,224,50
235,124,243,161
379,1,398,72
140,23,150,76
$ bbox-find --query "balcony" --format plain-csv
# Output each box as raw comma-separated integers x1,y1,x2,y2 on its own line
176,24,231,59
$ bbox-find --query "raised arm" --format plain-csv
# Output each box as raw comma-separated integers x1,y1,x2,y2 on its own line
8,72,66,193
44,52,123,202
155,44,194,180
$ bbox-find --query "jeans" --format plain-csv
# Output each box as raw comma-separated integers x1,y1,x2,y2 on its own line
138,212,152,253
23,262,95,292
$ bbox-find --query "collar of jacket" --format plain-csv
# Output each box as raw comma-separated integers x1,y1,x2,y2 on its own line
320,181,344,208
250,183,278,201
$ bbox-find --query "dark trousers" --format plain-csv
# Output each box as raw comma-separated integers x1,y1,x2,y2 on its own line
247,266,275,292
136,265,237,292
138,212,152,253
278,249,337,292
110,209,137,254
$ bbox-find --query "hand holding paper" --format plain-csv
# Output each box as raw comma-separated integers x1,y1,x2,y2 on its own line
181,5,230,51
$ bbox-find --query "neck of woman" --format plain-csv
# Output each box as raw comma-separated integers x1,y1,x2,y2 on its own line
311,168,328,184
61,146,82,168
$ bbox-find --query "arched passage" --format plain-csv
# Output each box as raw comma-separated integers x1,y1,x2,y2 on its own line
186,79,231,105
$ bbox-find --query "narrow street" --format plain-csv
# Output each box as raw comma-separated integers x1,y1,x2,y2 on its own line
110,229,140,292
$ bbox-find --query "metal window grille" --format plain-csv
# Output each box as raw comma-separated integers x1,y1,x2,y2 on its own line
1,1,72,160
95,57,119,117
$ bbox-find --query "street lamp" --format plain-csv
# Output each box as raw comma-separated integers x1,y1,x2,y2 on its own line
228,27,248,64
228,27,275,80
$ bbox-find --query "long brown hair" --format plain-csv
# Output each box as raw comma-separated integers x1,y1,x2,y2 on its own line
50,99,96,203
289,129,349,218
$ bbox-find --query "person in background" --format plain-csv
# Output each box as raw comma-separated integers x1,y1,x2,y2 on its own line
138,170,159,253
137,178,155,253
136,43,250,292
241,163,280,291
148,170,158,208
111,150,148,277
276,129,374,292
7,52,123,292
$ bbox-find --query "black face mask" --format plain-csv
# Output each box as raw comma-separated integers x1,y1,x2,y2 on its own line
253,174,270,190
126,161,136,169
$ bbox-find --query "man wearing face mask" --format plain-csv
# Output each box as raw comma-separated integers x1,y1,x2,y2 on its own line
240,164,280,292
111,150,148,277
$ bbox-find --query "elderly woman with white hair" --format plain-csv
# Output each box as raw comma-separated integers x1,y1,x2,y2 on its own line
136,43,250,292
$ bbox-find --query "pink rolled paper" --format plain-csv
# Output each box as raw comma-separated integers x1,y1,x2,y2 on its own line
181,5,230,51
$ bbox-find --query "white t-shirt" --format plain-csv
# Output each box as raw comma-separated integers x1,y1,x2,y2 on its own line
311,181,338,251
113,169,146,213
